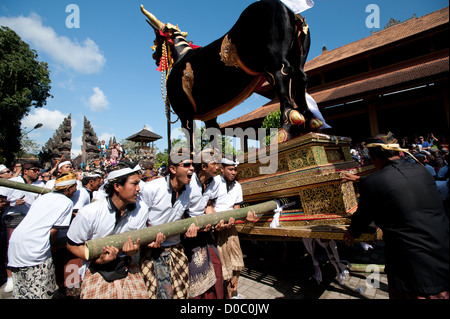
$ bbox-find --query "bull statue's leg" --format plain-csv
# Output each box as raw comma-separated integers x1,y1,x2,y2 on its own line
177,115,195,155
203,118,222,152
271,66,305,143
292,19,324,131
291,70,323,131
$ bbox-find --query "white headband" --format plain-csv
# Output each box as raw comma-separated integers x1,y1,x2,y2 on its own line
82,171,102,179
58,161,72,169
221,158,239,167
0,165,7,173
104,165,141,184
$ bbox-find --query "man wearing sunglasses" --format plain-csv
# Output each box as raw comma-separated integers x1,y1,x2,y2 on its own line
1,161,44,293
1,161,44,218
182,148,226,299
0,165,13,180
0,164,13,289
139,147,198,299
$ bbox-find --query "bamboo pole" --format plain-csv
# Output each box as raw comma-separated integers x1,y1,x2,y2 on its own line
84,200,280,260
0,178,51,195
349,263,385,273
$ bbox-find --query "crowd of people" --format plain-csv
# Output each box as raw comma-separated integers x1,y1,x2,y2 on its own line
96,140,130,169
0,130,448,300
0,147,255,299
351,133,450,182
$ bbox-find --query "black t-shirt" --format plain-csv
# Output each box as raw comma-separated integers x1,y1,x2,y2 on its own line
348,159,449,295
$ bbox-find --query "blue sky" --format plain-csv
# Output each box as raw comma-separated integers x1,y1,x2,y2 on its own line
1,0,447,158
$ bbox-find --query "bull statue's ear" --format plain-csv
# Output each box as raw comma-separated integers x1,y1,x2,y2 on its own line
166,23,189,38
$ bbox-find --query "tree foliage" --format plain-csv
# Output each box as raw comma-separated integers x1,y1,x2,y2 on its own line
261,109,280,146
0,26,52,165
261,109,281,130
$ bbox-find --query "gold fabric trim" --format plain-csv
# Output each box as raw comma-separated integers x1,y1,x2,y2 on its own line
182,62,197,112
219,34,261,77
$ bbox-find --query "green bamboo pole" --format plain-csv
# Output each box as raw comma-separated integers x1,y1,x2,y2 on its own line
0,178,51,195
84,200,280,260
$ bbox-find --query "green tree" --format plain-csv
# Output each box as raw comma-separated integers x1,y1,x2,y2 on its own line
155,148,168,169
119,139,139,158
0,26,52,165
18,129,41,159
261,109,280,146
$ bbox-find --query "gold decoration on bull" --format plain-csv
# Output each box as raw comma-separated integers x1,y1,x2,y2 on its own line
159,39,178,124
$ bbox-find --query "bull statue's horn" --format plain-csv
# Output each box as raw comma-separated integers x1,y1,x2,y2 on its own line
140,4,164,30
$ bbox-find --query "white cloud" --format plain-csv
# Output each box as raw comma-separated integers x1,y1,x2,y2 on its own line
71,135,82,159
22,108,70,131
87,87,110,112
0,13,106,74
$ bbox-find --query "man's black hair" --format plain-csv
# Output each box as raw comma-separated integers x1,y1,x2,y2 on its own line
365,138,399,161
104,161,140,197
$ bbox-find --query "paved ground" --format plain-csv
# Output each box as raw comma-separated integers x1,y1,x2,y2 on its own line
235,239,388,300
0,239,388,300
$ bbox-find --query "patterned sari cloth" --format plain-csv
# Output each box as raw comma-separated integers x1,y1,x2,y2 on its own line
11,257,57,299
183,231,224,299
139,244,190,299
80,261,148,299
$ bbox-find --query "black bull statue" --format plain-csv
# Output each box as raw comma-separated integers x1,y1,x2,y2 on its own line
141,0,324,150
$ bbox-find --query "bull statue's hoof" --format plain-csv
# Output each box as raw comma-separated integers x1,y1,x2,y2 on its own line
287,109,305,126
310,118,324,130
278,128,289,143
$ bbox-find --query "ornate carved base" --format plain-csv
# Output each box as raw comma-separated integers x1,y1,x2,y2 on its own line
298,180,357,216
236,132,376,240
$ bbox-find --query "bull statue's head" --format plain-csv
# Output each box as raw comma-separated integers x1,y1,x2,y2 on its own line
140,5,189,70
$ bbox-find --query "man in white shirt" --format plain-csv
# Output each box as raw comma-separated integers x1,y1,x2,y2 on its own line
54,169,103,298
1,161,44,293
66,163,151,299
72,170,103,212
45,160,81,190
139,148,198,299
182,148,226,299
2,161,44,220
7,172,78,299
213,157,245,298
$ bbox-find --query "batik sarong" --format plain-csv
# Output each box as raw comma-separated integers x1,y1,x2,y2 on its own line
183,231,223,299
11,257,57,299
80,261,148,299
215,225,245,281
139,244,189,299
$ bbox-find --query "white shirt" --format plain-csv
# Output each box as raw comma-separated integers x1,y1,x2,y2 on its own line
2,176,44,217
140,176,192,246
60,187,92,240
67,196,150,278
72,187,92,211
92,184,107,201
7,192,73,268
187,172,219,217
213,175,243,212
